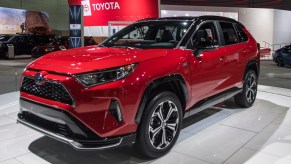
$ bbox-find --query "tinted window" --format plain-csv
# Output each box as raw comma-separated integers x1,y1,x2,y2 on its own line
219,22,239,45
102,21,192,49
234,24,248,42
27,36,34,43
188,22,218,49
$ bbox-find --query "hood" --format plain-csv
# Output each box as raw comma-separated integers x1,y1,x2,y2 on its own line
0,41,10,45
27,46,168,74
34,45,55,49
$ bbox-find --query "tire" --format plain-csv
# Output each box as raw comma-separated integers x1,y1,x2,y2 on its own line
234,70,258,108
276,57,284,67
134,91,182,158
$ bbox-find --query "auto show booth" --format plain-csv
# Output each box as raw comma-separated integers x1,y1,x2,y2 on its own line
66,0,291,59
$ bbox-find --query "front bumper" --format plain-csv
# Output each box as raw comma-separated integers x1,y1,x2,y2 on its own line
21,69,143,138
17,98,136,150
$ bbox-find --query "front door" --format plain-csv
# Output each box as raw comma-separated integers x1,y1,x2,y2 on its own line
187,21,228,105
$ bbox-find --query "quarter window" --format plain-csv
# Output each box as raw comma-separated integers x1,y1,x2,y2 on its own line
219,22,239,45
234,24,248,42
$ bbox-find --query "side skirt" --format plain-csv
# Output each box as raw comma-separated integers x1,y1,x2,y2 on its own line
184,87,242,118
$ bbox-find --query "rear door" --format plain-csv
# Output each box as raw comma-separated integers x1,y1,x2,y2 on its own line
187,21,228,105
284,46,291,65
218,22,247,87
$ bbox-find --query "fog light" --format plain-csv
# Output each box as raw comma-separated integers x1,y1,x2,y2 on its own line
109,100,123,123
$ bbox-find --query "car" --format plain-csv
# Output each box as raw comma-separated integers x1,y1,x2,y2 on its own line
272,45,291,67
17,16,260,158
0,34,15,42
31,36,69,58
31,36,97,58
0,34,54,58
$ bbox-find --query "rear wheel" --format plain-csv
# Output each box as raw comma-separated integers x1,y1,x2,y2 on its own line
135,91,182,158
234,70,257,108
276,57,284,67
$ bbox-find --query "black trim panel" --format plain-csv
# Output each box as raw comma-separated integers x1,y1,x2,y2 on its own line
135,74,188,124
18,98,136,150
184,87,242,118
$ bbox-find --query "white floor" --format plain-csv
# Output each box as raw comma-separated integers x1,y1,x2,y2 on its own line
0,85,291,164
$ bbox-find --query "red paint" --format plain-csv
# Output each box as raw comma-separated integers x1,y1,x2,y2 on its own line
67,0,159,26
20,17,259,138
67,0,82,5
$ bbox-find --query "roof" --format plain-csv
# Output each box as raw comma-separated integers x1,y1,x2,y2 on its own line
140,15,244,27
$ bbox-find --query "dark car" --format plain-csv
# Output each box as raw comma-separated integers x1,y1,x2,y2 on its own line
0,34,15,42
31,36,69,58
31,36,97,58
273,45,291,67
0,34,54,58
18,16,259,158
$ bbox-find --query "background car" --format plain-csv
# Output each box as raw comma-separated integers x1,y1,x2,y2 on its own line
272,45,291,67
31,36,97,58
0,34,15,42
0,34,54,58
31,36,69,58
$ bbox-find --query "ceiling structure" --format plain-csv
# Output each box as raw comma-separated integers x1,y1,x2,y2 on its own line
161,0,291,11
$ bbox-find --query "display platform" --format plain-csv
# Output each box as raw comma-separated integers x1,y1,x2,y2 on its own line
0,85,291,164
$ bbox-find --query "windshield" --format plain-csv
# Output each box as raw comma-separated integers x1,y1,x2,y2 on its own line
0,35,13,41
102,20,193,49
7,36,19,42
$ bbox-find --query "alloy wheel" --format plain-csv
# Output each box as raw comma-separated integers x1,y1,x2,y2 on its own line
246,73,257,103
148,100,179,150
277,57,283,67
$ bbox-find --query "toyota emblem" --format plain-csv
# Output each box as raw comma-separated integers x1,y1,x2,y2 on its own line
34,73,45,85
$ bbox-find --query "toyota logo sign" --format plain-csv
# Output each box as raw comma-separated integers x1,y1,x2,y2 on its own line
34,73,45,85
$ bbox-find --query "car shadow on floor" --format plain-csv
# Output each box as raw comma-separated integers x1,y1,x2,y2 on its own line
29,136,150,164
27,99,239,164
28,99,289,164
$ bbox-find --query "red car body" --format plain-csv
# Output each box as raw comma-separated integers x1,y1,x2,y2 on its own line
18,16,259,157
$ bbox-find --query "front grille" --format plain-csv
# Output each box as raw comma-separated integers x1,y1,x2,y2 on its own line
21,76,74,106
21,111,73,137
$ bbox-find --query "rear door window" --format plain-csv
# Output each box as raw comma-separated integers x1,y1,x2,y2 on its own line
219,22,239,45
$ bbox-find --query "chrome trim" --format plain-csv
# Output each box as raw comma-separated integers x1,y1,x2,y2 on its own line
17,118,123,150
22,76,76,108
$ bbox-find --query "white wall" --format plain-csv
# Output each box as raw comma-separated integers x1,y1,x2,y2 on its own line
161,5,275,47
273,10,291,46
238,8,274,47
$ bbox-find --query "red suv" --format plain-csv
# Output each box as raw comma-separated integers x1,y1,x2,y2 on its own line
18,16,259,158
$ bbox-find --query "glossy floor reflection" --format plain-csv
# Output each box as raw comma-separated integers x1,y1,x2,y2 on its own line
0,85,291,164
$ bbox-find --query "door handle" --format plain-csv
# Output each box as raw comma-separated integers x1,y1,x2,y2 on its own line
219,56,224,63
242,49,247,54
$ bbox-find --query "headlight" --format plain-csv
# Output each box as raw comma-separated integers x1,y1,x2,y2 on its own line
75,64,137,87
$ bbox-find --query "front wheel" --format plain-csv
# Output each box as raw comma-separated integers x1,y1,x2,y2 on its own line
234,70,258,108
276,57,284,67
134,91,182,158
